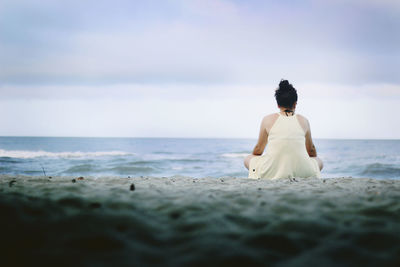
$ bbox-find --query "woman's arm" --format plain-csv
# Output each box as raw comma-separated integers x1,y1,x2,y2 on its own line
305,120,317,157
252,118,268,155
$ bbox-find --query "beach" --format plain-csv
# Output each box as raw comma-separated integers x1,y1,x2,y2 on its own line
1,174,400,266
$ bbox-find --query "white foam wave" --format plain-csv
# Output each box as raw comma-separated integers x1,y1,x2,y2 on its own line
0,149,132,159
221,153,248,158
172,166,184,170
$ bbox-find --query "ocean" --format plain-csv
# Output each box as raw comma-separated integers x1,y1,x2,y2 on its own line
0,136,399,179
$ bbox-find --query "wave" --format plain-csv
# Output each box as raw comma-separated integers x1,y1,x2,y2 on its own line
0,157,24,163
62,164,155,175
360,163,400,178
221,153,249,158
64,164,98,173
109,166,155,174
0,149,132,159
166,158,202,163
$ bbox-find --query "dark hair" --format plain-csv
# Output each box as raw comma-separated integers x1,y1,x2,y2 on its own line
274,79,298,108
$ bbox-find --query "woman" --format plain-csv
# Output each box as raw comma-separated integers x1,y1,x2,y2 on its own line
244,80,323,179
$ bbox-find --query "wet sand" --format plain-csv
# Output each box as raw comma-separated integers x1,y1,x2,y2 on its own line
1,175,400,266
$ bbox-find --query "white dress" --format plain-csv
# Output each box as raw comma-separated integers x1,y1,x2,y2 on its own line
248,113,321,179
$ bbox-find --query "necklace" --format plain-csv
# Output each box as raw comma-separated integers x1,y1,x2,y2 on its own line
283,109,294,117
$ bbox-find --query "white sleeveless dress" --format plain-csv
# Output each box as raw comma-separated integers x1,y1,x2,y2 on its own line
248,113,321,179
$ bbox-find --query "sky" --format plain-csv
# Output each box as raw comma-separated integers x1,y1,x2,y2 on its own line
0,0,399,139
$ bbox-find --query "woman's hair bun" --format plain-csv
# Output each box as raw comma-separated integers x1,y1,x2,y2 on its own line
278,79,292,91
275,79,298,108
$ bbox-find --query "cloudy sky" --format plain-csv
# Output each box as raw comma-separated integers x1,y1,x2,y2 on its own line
0,0,399,139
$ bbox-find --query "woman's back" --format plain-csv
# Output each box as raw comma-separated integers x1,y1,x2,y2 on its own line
248,113,320,179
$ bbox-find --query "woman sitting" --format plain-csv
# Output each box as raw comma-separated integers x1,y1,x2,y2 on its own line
244,80,323,179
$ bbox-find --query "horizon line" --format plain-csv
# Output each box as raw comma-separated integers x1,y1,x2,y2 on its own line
0,135,399,141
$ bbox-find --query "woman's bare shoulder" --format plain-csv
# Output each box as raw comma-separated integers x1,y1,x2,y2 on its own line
296,113,309,122
262,113,279,131
296,113,310,132
262,113,279,123
264,113,279,119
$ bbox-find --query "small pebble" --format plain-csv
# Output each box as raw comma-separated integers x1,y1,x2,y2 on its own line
71,179,76,183
128,176,131,178
77,177,84,180
48,176,52,179
130,183,135,191
9,180,16,187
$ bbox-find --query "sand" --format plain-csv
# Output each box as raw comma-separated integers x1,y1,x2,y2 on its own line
1,175,400,266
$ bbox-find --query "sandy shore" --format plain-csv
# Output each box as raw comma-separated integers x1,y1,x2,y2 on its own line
1,175,400,266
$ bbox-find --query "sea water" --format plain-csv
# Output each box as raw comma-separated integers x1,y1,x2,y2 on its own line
0,137,399,179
